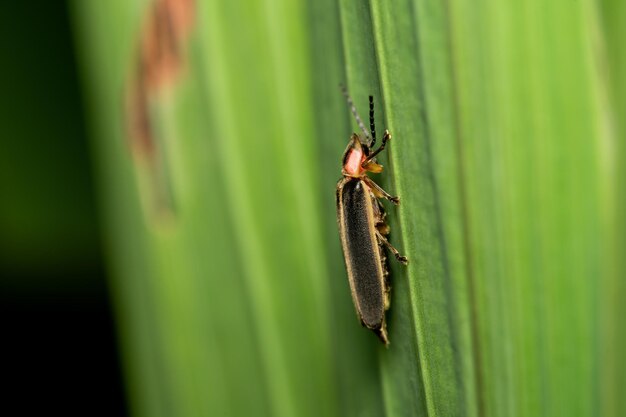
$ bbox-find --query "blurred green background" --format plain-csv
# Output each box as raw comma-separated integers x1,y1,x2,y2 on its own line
2,0,625,416
0,2,125,416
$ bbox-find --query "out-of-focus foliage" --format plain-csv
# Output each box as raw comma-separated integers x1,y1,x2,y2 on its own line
0,3,125,416
0,2,99,285
72,0,625,416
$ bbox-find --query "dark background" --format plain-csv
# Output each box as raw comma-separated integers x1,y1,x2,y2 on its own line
0,2,126,415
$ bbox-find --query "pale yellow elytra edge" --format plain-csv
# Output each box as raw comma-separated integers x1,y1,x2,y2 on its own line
336,87,408,346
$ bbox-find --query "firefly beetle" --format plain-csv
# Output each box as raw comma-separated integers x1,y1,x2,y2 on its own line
336,87,408,345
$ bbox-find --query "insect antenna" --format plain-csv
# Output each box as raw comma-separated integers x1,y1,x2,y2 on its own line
369,95,377,148
340,84,372,142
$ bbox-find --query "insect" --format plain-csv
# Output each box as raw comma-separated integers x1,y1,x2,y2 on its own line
336,87,408,345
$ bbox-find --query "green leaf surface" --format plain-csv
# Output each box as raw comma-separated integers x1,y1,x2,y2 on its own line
71,0,624,416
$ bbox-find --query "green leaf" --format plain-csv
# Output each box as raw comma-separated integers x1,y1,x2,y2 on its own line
71,0,624,416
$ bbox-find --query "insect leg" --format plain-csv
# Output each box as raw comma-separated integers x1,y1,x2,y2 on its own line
375,198,387,220
375,230,408,265
363,160,384,174
371,198,389,233
363,129,391,163
363,176,400,205
377,223,391,235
